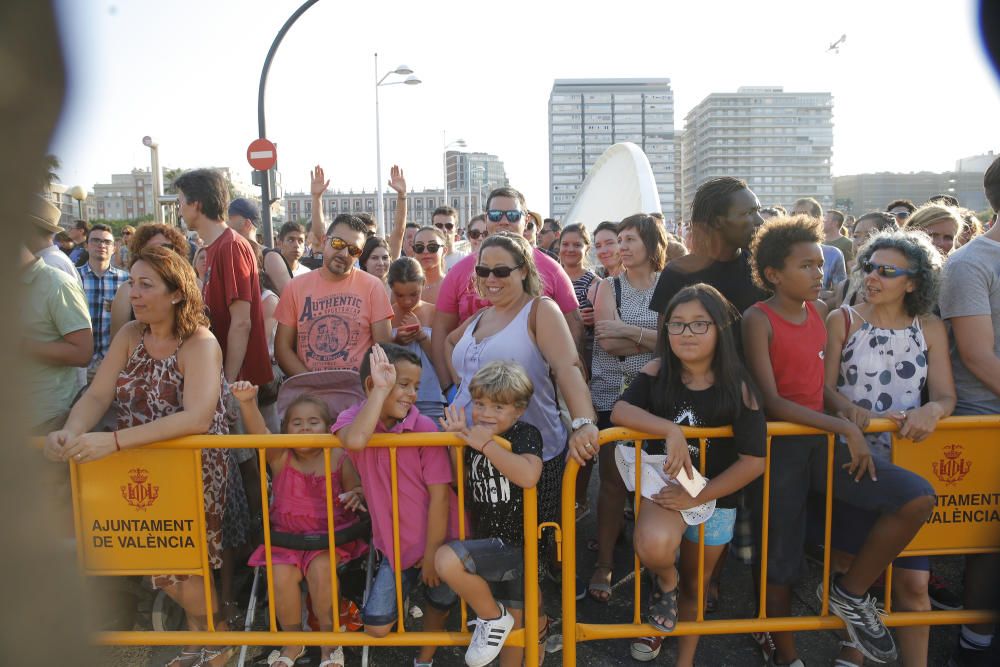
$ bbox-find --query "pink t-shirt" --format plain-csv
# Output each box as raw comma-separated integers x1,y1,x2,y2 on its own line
331,401,460,570
274,268,393,373
436,248,579,324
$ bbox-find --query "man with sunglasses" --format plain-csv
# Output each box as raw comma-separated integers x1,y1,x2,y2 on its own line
538,218,561,253
274,214,393,376
431,187,582,392
431,205,467,270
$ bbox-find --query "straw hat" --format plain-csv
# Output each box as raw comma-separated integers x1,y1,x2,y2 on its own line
28,196,63,234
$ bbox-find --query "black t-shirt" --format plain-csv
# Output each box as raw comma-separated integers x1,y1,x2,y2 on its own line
618,372,766,508
648,251,765,316
465,421,543,545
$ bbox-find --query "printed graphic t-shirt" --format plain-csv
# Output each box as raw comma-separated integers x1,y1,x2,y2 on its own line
465,421,543,545
274,268,393,373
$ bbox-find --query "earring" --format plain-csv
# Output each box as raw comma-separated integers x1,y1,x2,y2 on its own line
172,300,180,305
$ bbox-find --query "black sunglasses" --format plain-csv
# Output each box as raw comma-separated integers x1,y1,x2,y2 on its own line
467,230,486,240
413,242,442,254
434,222,455,232
475,263,523,278
486,209,523,224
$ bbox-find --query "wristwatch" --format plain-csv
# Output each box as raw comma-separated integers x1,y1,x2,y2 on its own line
571,417,595,431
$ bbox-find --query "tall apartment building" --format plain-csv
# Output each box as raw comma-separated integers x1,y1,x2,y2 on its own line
548,78,676,222
284,188,485,229
445,151,508,209
681,87,833,217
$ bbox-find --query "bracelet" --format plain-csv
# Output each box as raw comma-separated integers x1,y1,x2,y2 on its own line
636,327,645,347
113,431,121,452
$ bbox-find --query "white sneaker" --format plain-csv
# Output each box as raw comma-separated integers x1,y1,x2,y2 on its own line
465,603,514,667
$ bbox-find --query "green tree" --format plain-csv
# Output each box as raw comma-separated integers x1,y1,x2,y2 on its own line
41,153,60,190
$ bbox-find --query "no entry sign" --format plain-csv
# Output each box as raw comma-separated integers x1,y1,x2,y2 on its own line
247,138,277,171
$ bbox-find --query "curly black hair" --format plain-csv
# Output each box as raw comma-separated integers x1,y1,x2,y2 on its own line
855,230,942,317
749,214,824,292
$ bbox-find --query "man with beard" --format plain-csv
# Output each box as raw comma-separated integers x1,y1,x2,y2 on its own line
274,214,393,376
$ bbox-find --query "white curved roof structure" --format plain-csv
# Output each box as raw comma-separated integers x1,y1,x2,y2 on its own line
560,142,662,232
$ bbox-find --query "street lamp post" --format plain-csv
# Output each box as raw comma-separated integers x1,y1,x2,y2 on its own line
69,185,87,220
141,136,163,223
374,54,421,237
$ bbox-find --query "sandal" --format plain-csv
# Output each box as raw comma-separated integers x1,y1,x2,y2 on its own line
265,646,306,667
705,577,720,614
197,645,235,667
318,646,345,667
646,573,679,633
164,649,202,667
587,563,613,603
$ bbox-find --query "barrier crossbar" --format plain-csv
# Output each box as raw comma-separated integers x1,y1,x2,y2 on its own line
64,432,541,667
559,417,1000,666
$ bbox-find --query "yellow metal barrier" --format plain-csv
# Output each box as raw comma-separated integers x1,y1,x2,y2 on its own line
66,432,541,667
559,417,1000,666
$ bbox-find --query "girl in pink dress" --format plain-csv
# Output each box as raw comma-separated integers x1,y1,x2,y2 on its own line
232,382,367,667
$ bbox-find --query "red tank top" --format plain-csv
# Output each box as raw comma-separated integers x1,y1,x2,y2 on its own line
754,300,826,411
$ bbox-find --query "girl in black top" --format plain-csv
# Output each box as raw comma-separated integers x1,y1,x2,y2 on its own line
611,284,766,667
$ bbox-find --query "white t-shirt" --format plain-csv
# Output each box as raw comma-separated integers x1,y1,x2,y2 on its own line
38,244,82,284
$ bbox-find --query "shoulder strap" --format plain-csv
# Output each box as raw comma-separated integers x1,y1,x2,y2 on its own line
613,275,623,317
840,305,851,347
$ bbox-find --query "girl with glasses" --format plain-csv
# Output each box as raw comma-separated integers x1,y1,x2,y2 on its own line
590,284,766,667
823,230,954,667
412,226,447,304
466,215,488,256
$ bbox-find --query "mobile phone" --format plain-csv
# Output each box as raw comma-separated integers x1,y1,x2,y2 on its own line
674,467,707,498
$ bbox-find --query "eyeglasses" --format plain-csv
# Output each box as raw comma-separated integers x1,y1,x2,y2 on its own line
89,238,114,247
486,209,523,224
665,320,714,336
434,222,455,232
475,264,523,278
891,210,911,219
467,229,486,240
329,237,363,257
861,261,916,278
413,242,442,254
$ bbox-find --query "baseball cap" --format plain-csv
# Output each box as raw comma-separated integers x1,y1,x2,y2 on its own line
228,198,260,226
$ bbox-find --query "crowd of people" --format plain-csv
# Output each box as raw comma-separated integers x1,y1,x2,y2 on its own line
23,155,1000,667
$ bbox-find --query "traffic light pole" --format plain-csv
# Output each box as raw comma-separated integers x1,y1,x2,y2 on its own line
256,0,322,247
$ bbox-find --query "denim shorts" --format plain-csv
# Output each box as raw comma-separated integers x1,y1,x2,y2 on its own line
446,538,526,609
362,554,457,627
750,434,935,586
683,507,738,547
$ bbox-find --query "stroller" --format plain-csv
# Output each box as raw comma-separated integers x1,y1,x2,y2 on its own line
238,370,377,667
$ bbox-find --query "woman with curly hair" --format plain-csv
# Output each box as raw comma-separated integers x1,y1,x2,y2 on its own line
44,247,237,666
109,223,190,339
823,229,956,667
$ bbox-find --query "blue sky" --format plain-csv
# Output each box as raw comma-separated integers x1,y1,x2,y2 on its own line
51,0,1000,217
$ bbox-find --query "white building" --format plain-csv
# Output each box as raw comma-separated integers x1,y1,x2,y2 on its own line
681,87,834,216
284,188,484,230
956,151,998,174
548,78,677,222
444,151,509,223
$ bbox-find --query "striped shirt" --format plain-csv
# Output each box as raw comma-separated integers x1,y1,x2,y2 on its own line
77,263,128,365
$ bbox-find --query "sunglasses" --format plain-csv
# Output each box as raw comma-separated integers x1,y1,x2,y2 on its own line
475,263,523,278
413,242,442,254
467,230,486,240
486,209,523,224
665,320,714,336
434,222,455,232
861,261,915,278
525,221,536,231
329,237,363,257
891,210,911,219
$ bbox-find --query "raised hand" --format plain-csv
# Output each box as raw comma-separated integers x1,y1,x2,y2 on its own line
230,381,259,404
438,404,468,433
310,165,330,198
387,165,406,195
368,344,396,392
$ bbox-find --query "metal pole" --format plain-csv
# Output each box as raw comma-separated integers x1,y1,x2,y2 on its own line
374,52,385,237
150,145,163,224
442,131,448,209
465,158,471,226
257,0,322,248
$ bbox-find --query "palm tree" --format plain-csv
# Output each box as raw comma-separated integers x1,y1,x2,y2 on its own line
42,154,61,190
